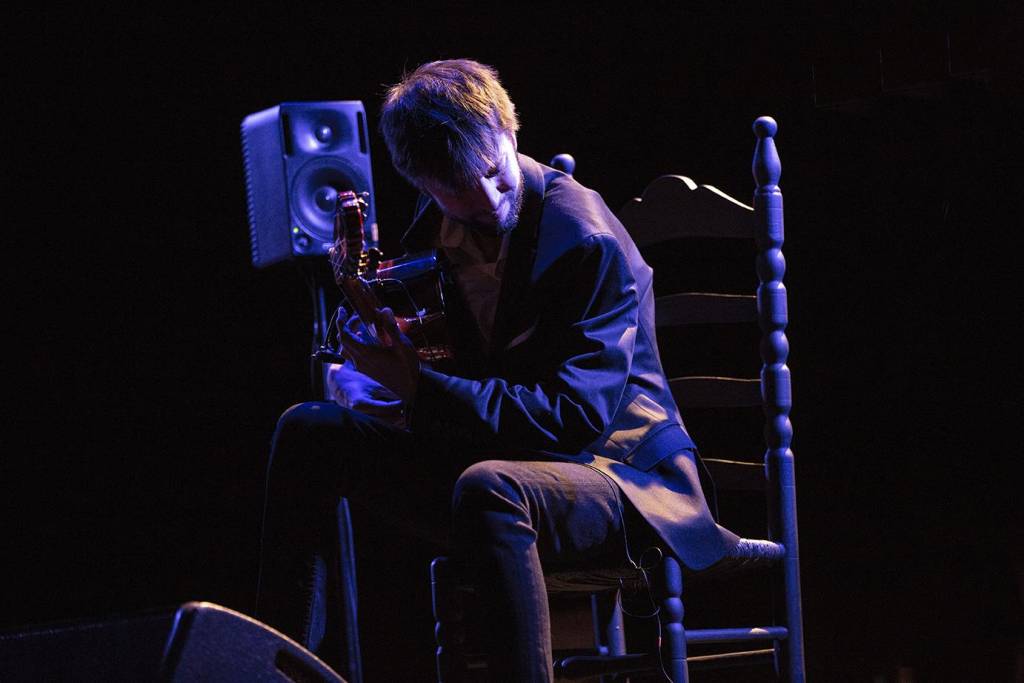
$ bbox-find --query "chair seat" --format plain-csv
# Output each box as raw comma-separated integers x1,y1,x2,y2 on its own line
542,538,785,594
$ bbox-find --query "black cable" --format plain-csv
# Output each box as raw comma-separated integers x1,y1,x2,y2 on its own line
582,463,673,682
301,267,321,396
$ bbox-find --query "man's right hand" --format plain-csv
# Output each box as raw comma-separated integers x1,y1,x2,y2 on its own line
326,361,407,428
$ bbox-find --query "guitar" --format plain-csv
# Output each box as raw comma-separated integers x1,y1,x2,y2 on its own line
318,190,457,369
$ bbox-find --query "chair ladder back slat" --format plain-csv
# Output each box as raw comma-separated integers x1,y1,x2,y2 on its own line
654,292,758,326
669,376,762,408
700,457,767,492
619,176,755,248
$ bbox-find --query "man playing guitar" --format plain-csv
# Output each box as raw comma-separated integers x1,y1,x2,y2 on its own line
256,59,737,681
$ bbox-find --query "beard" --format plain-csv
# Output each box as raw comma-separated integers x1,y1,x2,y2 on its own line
494,171,525,234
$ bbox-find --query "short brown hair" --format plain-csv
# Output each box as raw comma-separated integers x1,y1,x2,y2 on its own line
379,59,520,191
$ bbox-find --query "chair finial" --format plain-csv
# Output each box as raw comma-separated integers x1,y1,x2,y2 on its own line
550,153,576,176
753,117,781,188
753,116,777,139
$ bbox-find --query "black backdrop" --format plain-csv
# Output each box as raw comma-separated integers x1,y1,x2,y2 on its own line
6,4,1023,680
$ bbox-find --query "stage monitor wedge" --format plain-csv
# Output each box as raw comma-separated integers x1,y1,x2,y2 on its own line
0,602,346,682
242,101,377,269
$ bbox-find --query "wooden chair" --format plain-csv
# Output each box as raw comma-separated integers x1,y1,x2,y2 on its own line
431,117,804,682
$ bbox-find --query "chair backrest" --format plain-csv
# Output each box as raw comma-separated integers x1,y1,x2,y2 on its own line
616,118,795,545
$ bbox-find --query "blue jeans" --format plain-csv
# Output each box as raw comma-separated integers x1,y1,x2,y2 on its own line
255,402,656,682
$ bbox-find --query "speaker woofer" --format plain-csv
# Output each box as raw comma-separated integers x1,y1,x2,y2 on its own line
290,157,369,245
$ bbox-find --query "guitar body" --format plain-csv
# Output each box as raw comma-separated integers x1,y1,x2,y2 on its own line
371,250,458,366
327,191,460,373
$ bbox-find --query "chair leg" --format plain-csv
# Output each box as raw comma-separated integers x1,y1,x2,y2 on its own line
654,556,688,683
590,591,626,657
589,591,626,683
771,450,805,683
778,552,806,683
431,557,467,683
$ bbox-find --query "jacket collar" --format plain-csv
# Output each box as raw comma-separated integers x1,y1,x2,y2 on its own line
488,153,544,359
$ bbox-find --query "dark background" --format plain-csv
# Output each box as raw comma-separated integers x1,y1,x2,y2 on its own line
6,3,1023,681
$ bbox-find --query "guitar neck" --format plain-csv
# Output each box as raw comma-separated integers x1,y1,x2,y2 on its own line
339,274,382,342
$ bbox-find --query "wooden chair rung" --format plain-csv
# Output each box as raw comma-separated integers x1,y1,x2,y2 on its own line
554,652,656,679
685,626,788,644
686,648,776,671
555,645,778,678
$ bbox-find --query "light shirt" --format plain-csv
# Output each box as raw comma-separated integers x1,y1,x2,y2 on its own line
436,216,511,348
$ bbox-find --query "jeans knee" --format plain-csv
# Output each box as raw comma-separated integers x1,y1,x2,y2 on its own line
268,402,359,483
452,461,527,518
451,462,539,565
274,402,322,439
273,402,367,448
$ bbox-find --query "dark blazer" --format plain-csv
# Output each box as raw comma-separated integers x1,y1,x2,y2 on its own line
403,154,737,570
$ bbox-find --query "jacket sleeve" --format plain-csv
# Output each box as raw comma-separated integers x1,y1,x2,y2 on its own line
409,232,638,454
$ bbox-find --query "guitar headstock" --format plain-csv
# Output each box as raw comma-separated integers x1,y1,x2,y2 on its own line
328,190,371,286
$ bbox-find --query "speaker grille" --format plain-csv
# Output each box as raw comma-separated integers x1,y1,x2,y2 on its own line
241,105,291,268
241,120,261,266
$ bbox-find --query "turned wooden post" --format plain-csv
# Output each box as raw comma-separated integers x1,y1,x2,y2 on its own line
753,116,805,683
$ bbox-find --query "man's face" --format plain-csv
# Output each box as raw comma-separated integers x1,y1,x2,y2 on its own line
421,132,523,233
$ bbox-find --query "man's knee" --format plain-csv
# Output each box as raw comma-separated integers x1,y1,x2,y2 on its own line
451,461,543,564
268,402,360,480
275,401,340,434
452,460,527,517
272,402,368,448
272,402,316,442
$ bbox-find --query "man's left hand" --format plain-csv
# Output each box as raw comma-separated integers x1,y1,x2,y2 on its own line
339,307,421,404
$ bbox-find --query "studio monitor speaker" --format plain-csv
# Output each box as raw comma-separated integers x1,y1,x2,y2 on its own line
242,101,377,269
0,602,345,682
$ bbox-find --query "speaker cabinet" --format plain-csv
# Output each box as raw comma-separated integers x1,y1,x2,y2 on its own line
242,101,377,268
0,602,346,682
161,602,345,682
